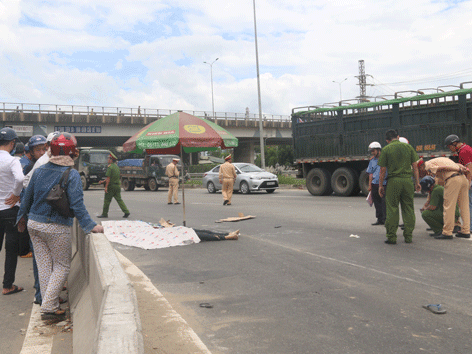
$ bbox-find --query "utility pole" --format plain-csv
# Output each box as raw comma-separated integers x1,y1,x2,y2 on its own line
253,0,265,169
203,58,219,120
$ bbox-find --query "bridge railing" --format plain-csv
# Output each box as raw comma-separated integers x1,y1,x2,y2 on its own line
1,102,290,122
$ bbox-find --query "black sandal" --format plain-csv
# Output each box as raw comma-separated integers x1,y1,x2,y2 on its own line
41,310,66,320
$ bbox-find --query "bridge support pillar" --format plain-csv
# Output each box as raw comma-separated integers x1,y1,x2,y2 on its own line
234,141,255,163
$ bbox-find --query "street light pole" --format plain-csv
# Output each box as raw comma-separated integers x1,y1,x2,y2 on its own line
204,58,219,120
253,0,265,169
332,78,348,103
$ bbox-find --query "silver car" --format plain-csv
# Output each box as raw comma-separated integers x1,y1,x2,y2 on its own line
202,163,279,194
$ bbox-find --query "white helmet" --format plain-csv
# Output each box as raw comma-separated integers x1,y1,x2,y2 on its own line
399,137,409,144
368,141,381,150
46,131,61,143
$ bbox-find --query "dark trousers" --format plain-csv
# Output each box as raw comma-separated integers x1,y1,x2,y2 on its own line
0,207,19,289
372,184,386,223
194,229,227,241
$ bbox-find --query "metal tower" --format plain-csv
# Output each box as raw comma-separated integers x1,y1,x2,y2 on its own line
355,60,372,102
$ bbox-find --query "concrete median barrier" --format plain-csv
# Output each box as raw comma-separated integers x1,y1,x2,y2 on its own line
68,220,144,354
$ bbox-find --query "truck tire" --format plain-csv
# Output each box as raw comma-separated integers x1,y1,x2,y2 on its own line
331,167,358,196
306,168,332,196
81,175,89,191
122,179,135,191
148,178,159,191
359,169,370,196
144,185,151,191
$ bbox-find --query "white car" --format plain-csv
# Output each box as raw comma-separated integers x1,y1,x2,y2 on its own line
202,163,279,194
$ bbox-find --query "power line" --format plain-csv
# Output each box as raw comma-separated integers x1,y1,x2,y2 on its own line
373,67,472,86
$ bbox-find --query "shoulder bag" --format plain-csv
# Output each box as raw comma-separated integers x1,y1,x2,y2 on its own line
45,167,75,218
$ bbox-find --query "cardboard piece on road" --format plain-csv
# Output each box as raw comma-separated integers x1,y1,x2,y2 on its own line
159,218,175,228
215,213,256,223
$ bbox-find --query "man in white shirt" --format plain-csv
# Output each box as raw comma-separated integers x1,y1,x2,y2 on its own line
0,128,25,295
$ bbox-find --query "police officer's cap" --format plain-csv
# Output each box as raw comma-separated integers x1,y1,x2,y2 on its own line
109,152,117,160
419,176,435,193
0,127,18,142
444,134,460,147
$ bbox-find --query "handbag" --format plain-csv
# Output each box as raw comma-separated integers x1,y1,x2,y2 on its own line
45,167,75,218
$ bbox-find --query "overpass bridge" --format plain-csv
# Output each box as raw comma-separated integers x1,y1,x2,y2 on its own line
1,102,292,163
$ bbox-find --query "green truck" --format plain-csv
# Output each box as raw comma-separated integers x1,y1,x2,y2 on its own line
118,154,184,191
292,83,472,196
75,148,111,190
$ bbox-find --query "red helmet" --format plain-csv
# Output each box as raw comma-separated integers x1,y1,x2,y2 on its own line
50,133,78,156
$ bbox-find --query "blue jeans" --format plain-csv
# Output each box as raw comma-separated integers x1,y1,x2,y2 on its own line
30,239,41,303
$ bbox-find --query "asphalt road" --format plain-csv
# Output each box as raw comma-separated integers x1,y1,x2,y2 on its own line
83,186,472,354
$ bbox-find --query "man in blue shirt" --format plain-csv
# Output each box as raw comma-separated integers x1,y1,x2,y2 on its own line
366,141,387,225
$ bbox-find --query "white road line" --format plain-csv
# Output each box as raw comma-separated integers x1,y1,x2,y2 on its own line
20,304,53,354
243,234,472,293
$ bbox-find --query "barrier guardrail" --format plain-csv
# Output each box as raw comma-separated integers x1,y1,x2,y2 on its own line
1,102,290,122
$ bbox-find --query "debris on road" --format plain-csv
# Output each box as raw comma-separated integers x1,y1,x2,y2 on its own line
215,213,256,223
423,304,447,314
349,234,360,238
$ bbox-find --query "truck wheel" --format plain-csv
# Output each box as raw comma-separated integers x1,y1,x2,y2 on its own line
331,167,358,196
81,175,89,191
122,179,135,191
148,178,159,191
306,168,332,196
359,169,370,196
144,185,151,191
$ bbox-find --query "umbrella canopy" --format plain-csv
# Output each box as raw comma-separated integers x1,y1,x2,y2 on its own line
123,111,238,154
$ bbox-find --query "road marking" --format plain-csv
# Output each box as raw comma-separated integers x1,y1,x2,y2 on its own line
20,305,53,354
243,234,472,293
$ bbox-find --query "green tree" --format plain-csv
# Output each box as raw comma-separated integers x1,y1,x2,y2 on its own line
254,145,294,168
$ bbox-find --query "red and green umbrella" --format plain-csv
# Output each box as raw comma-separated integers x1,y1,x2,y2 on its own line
123,111,238,154
123,111,238,226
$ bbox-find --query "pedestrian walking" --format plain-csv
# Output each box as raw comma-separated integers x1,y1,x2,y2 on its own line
0,128,25,296
17,133,103,319
98,153,130,218
165,157,180,205
366,141,387,225
418,157,471,239
445,134,472,232
219,154,237,205
378,129,421,244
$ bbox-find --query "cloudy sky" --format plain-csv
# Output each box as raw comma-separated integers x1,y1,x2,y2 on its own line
1,0,471,116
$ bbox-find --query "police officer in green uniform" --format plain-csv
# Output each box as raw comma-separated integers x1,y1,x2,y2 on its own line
420,176,461,236
378,130,421,244
98,153,130,218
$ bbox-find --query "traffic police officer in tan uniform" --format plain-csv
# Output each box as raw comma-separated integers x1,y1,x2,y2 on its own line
219,154,237,205
165,158,180,205
418,157,470,239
